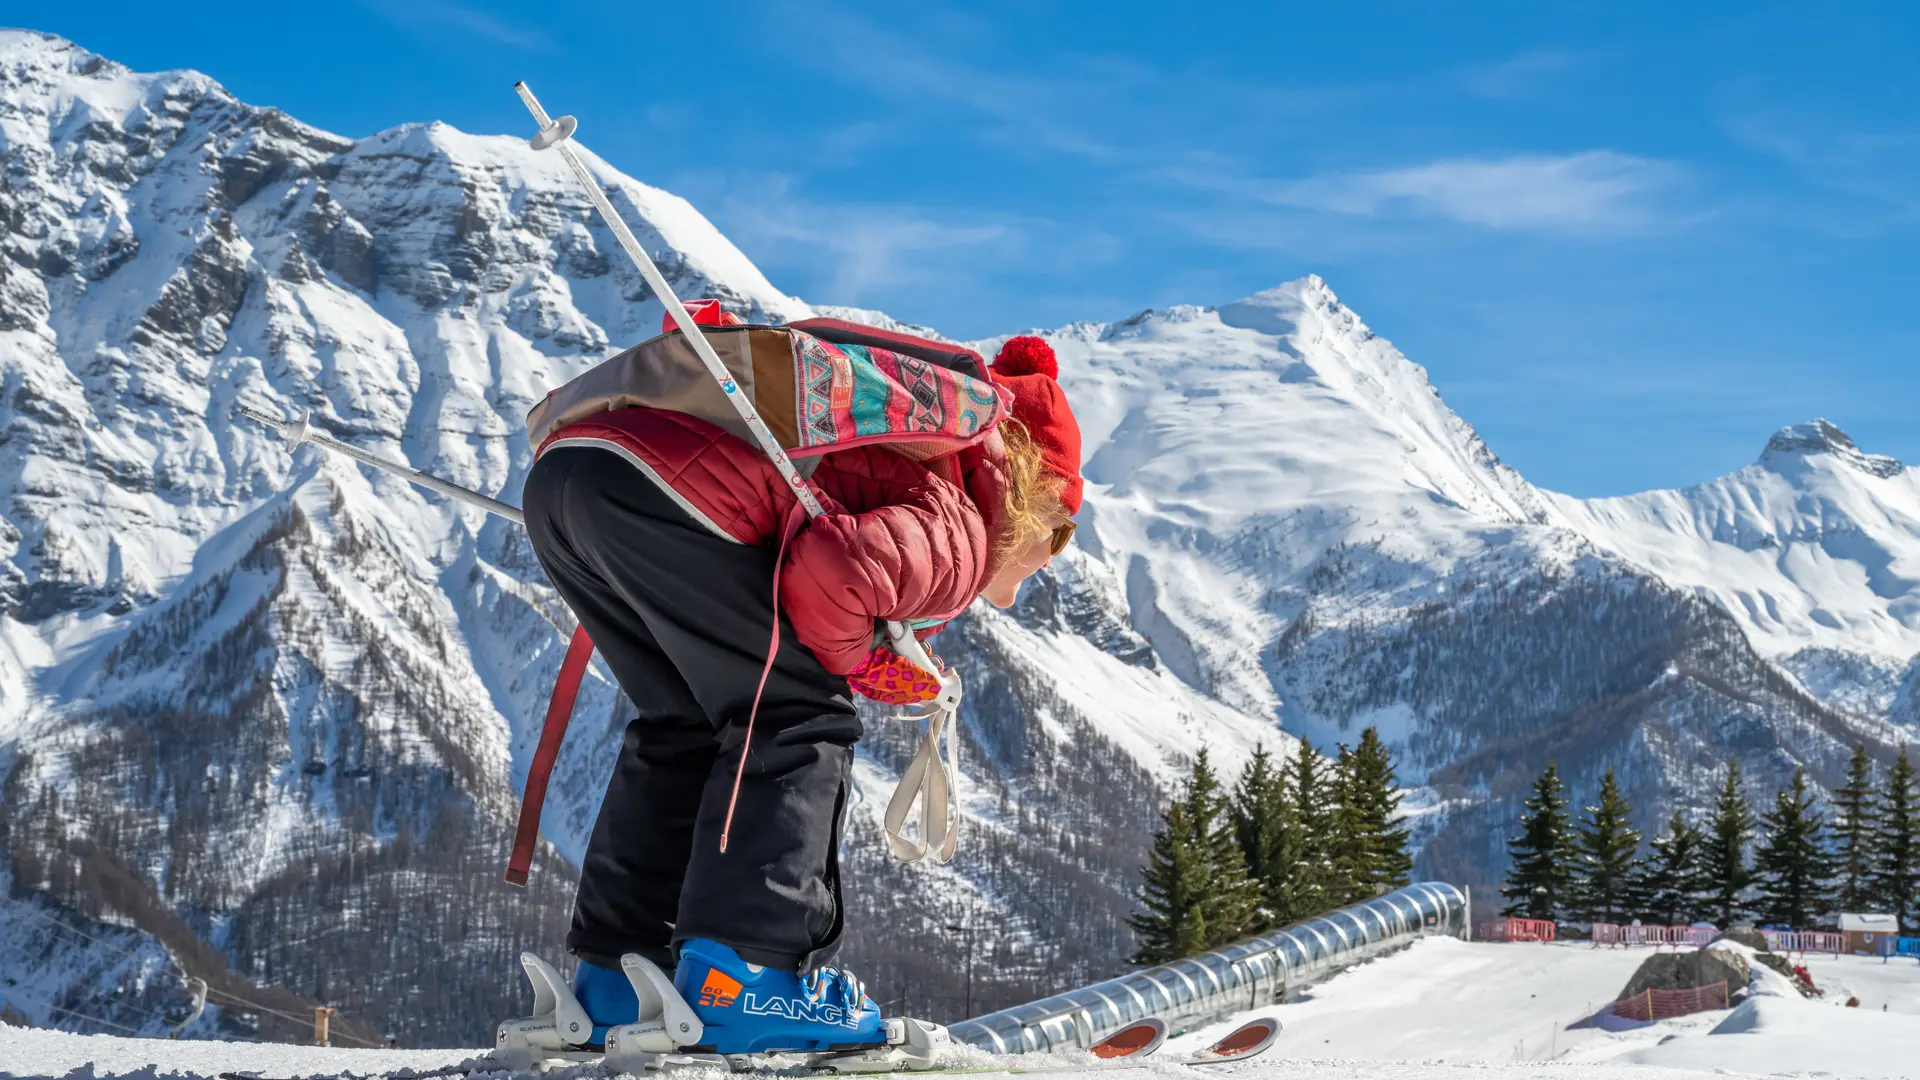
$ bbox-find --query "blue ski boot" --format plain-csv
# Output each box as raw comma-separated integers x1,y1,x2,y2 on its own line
571,959,640,1046
672,938,886,1054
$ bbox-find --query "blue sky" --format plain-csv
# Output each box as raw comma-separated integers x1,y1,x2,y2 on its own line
27,1,1920,496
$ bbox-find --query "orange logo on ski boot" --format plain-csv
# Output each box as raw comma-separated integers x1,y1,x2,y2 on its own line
698,969,743,1009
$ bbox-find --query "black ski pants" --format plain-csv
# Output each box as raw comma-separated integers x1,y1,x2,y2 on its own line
523,445,861,973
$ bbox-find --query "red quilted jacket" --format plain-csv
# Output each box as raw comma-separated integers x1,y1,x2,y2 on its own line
537,406,1010,674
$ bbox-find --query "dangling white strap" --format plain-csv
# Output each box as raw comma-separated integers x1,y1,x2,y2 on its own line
883,705,961,863
882,624,963,865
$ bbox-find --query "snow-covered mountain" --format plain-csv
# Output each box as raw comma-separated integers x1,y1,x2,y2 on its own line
1,29,1915,1047
1545,420,1920,714
1037,283,1551,722
1004,285,1916,884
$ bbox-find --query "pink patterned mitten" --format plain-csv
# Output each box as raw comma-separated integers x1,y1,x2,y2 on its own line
847,645,943,705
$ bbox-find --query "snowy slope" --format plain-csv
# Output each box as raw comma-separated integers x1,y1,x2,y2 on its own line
1013,285,1918,756
0,1025,1771,1080
11,939,1919,1078
1547,421,1920,666
989,284,1915,896
1171,936,1647,1063
1174,938,1920,1078
1011,282,1553,717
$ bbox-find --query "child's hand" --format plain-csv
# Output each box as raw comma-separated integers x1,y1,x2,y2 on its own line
847,645,944,705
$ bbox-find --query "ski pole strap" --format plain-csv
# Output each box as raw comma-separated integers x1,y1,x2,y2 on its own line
879,622,963,864
507,625,596,886
883,703,961,865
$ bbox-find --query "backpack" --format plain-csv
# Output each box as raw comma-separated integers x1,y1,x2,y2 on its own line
528,316,1004,464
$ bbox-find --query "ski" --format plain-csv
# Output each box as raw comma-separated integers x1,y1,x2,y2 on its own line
825,1016,1284,1076
218,1066,488,1080
991,1016,1281,1073
1182,1016,1281,1065
215,1019,1281,1080
1090,1018,1167,1060
800,1015,1276,1075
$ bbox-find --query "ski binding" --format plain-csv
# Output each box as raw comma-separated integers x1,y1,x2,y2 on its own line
496,951,951,1073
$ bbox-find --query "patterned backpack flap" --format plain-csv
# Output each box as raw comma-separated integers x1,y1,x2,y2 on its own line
529,318,1006,462
791,332,1006,462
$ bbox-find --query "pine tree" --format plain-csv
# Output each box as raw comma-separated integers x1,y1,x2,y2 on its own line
1753,768,1836,928
1832,745,1879,913
1702,760,1756,927
1572,769,1642,924
1501,763,1575,920
1130,749,1261,964
1871,749,1919,931
1231,745,1300,929
1285,741,1333,917
1632,812,1710,926
1344,727,1413,896
1128,798,1208,964
1194,748,1262,945
1325,744,1369,907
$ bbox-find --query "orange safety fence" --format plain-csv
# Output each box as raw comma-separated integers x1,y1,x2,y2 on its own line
1477,917,1556,942
1607,980,1729,1023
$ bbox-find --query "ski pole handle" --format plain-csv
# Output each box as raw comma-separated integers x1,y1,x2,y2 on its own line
887,621,962,713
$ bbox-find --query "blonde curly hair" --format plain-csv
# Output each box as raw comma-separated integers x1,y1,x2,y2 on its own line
998,418,1069,559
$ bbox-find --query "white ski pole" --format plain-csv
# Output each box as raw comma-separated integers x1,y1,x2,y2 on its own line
237,405,526,525
512,81,825,521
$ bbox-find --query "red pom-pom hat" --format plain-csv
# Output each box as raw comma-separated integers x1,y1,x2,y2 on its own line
989,335,1083,515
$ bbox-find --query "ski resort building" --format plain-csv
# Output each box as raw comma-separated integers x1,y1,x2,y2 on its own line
1840,913,1901,956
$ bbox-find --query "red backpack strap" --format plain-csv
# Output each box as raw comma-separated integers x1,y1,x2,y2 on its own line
506,625,596,886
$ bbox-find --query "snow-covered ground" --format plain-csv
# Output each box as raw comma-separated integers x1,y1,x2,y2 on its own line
0,1024,470,1078
1166,938,1919,1080
1169,936,1648,1063
1801,949,1920,1014
8,938,1917,1080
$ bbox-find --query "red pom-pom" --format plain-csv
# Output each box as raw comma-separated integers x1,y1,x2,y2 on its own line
992,336,1058,380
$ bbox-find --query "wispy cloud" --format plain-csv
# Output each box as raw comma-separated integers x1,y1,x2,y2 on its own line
1172,152,1680,233
1460,50,1578,100
372,1,551,52
715,179,1011,303
771,6,1127,160
693,172,1122,323
1725,109,1920,222
757,2,1352,164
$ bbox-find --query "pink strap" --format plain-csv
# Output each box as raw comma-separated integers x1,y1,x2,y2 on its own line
720,502,810,854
